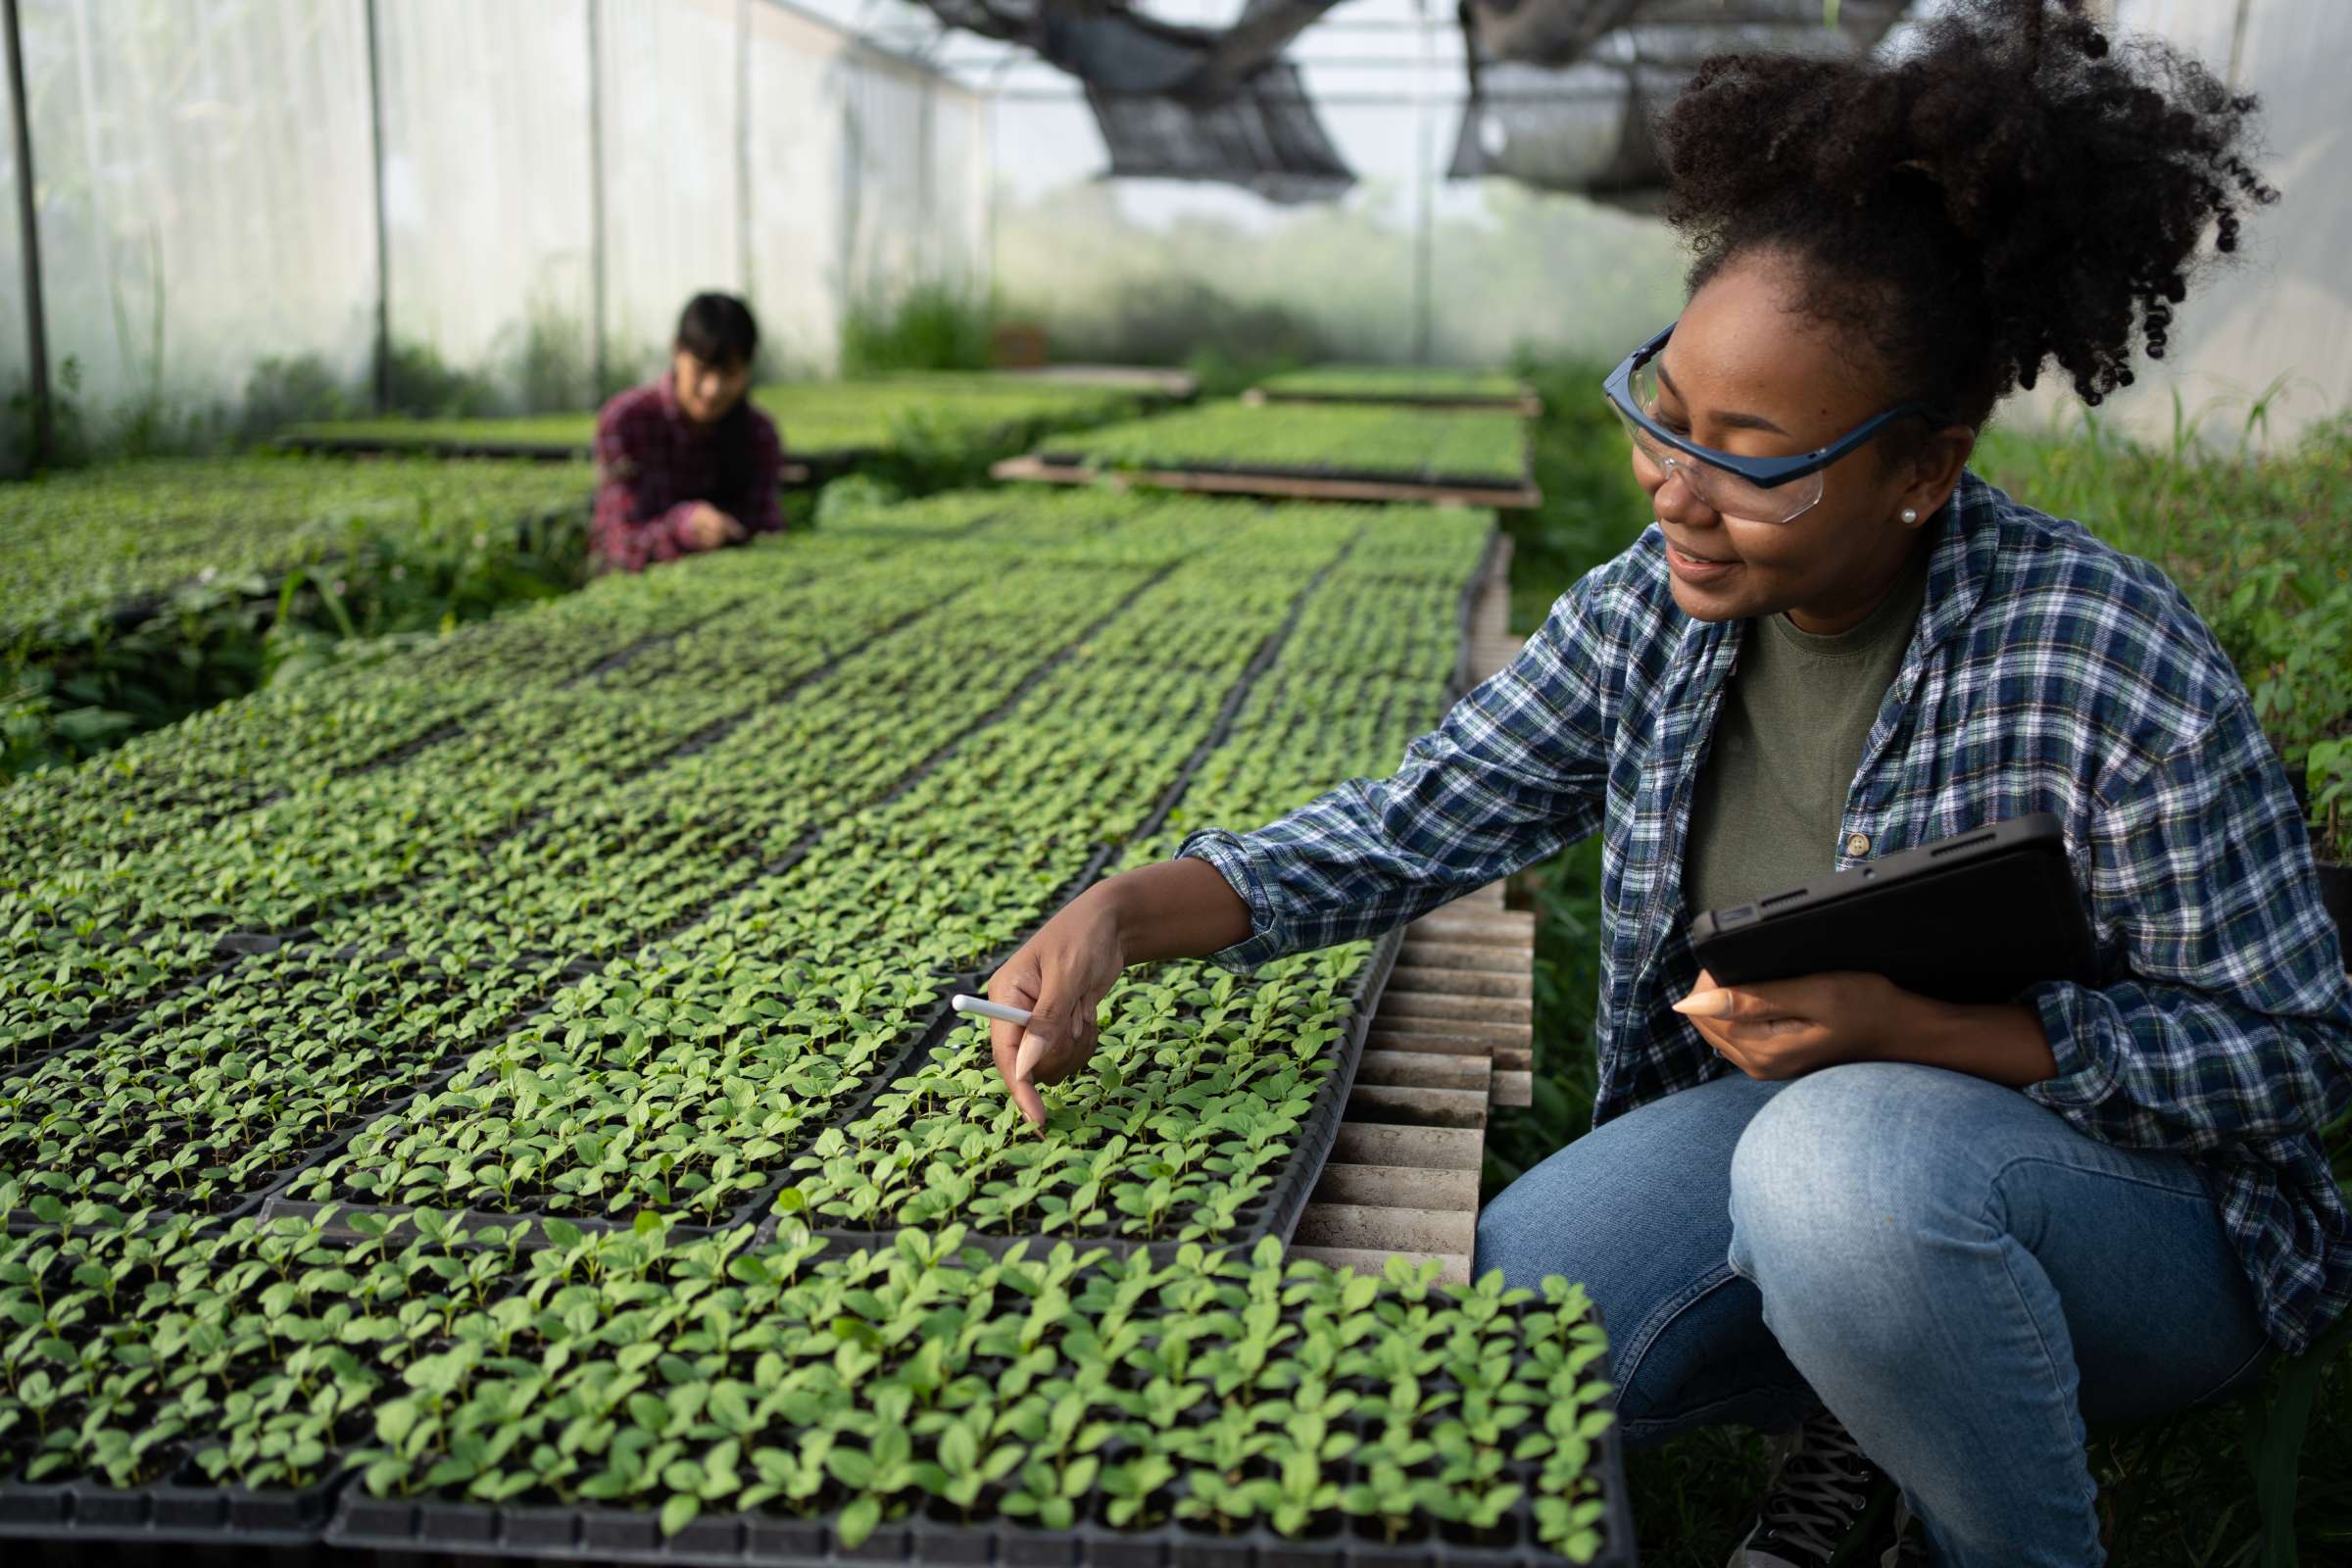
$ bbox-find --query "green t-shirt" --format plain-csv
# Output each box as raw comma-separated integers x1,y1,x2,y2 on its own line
1682,547,1933,921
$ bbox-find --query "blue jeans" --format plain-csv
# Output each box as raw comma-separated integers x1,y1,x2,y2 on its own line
1474,1063,2277,1568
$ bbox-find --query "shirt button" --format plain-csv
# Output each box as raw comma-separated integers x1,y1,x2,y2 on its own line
1845,832,1872,857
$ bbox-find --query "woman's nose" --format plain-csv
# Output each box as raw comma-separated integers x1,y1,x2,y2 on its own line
1651,466,1719,530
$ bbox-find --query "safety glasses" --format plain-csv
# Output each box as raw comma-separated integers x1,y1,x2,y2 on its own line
1602,322,1954,524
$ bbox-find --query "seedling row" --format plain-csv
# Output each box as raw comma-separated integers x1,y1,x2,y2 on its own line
1035,402,1534,491
1251,366,1542,415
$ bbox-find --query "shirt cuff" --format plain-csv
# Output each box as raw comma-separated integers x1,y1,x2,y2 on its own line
2017,978,2120,1114
1175,827,1288,972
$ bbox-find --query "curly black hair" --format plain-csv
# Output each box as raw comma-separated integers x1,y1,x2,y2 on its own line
1657,0,2274,426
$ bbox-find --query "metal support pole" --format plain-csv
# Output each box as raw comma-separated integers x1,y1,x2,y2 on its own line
3,0,52,466
2225,0,2254,89
363,0,391,412
737,0,752,297
915,78,935,283
587,0,609,394
1411,0,1434,365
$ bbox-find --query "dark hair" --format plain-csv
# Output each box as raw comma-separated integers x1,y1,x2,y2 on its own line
675,293,760,507
676,292,760,371
1657,0,2274,429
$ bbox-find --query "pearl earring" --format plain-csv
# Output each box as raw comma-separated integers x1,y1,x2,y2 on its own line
1900,508,1919,523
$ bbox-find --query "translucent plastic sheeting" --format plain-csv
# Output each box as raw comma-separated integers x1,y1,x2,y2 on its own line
744,9,992,376
597,0,746,377
747,1,848,373
375,0,596,410
843,57,985,298
17,0,377,429
926,85,990,296
2075,0,2352,448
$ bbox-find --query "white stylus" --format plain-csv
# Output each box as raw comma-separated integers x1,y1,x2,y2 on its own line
951,993,1033,1027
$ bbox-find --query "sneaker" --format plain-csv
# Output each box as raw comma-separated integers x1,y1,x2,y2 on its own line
1725,1407,1904,1568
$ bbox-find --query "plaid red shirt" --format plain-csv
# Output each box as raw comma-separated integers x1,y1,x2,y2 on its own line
591,374,786,571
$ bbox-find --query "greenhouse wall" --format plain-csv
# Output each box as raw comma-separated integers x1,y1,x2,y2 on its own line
376,0,598,411
2073,0,2352,448
16,0,379,447
0,0,988,454
1918,0,2352,450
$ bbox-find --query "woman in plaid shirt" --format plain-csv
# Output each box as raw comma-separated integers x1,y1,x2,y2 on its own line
982,3,2349,1563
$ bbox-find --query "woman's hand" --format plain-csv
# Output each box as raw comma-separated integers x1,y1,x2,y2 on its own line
988,886,1130,1128
1672,967,1925,1080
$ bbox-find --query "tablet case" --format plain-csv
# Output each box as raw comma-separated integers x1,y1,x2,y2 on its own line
1686,813,2100,1005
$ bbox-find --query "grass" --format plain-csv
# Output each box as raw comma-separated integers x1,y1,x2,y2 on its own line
839,281,996,376
1975,404,2352,861
1489,359,2351,1565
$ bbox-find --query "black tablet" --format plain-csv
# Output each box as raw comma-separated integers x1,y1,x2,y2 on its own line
1685,813,2100,1005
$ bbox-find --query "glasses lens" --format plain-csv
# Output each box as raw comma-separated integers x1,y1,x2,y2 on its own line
1697,467,1823,525
1616,361,1824,524
1611,404,1671,475
1629,356,1663,416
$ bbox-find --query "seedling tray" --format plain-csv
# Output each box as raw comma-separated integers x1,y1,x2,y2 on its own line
326,1488,1635,1568
1004,456,1542,513
1245,384,1545,417
318,1298,1634,1568
252,991,968,1248
279,431,839,486
1449,527,1502,705
787,921,1405,1266
1029,452,1532,497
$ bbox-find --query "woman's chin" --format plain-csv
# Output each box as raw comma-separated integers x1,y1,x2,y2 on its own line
1668,576,1751,621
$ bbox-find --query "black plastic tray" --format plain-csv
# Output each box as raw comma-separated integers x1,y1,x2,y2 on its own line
0,1468,345,1549
316,1304,1636,1568
1447,525,1502,706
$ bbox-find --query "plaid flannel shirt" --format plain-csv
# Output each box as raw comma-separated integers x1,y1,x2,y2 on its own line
592,375,786,572
1182,469,2352,1354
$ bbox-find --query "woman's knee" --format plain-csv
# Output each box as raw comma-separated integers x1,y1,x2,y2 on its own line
1727,1063,2000,1290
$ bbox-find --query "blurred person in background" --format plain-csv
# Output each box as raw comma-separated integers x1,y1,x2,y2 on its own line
592,292,786,572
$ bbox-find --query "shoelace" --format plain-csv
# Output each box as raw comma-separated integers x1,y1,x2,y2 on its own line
1756,1409,1882,1560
